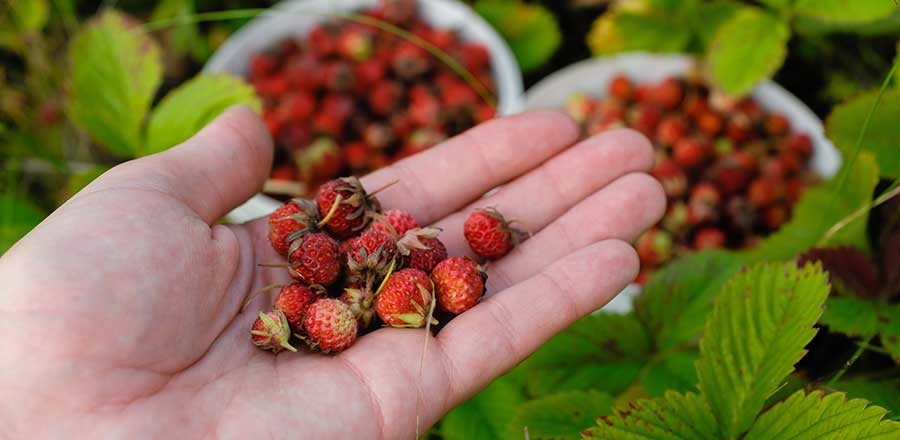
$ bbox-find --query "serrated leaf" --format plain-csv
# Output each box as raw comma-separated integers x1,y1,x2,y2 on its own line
474,1,560,72
585,391,718,439
68,10,162,157
793,0,897,24
144,74,260,155
520,312,651,396
507,390,614,440
745,390,900,439
834,377,900,421
689,0,740,51
696,262,830,438
819,297,880,338
0,192,45,254
587,11,692,56
798,247,880,297
441,371,526,440
743,153,879,260
635,250,744,351
826,88,900,178
706,7,790,95
642,351,699,397
881,305,900,363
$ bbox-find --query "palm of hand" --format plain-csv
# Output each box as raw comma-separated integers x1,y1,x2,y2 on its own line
0,108,663,439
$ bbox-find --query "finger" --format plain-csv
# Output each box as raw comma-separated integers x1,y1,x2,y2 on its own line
436,239,639,403
83,106,274,224
361,110,579,225
486,172,665,292
432,128,654,254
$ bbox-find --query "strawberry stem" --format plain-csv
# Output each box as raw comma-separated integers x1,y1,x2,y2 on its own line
317,193,343,227
367,179,400,198
242,283,285,310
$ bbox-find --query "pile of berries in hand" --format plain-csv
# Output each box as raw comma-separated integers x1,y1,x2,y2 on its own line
249,0,496,197
566,74,821,280
251,176,523,354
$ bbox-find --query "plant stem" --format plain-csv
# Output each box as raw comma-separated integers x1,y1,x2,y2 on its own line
826,335,873,387
818,177,900,246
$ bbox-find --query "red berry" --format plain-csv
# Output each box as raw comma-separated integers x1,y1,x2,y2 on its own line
278,91,315,122
608,74,633,101
362,122,395,150
656,115,688,146
309,24,338,56
683,93,709,119
346,228,398,278
747,178,782,207
369,81,403,116
673,137,711,169
651,159,688,198
271,164,297,181
284,55,323,90
784,133,813,158
268,199,319,256
636,228,673,266
432,257,486,314
302,298,358,353
373,209,420,236
294,137,343,182
409,85,441,127
392,42,431,79
376,268,436,328
693,227,725,250
565,93,596,123
251,310,297,354
725,196,757,233
340,284,376,329
250,54,277,78
696,110,723,136
662,201,689,236
464,208,522,260
397,227,448,273
454,43,490,72
648,77,683,110
275,283,323,331
323,61,355,92
687,182,721,226
762,204,788,229
725,114,752,143
628,105,662,137
765,113,790,136
343,142,370,170
288,232,342,286
337,27,373,61
317,177,381,238
354,58,387,90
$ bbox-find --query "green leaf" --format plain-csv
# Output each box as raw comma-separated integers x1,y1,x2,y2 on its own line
826,88,900,178
587,11,692,56
834,377,900,421
441,371,526,440
689,1,741,51
745,390,900,439
0,0,49,51
520,312,651,397
695,262,830,438
474,1,560,72
706,7,790,95
820,297,880,338
743,153,879,260
585,391,719,439
68,10,162,157
635,250,744,351
758,0,792,9
151,0,207,60
0,192,45,254
793,0,898,24
881,305,900,363
144,74,260,155
642,351,699,397
507,390,614,440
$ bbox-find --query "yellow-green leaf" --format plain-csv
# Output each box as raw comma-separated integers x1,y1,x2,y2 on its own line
0,192,45,254
585,391,719,439
826,88,900,178
0,0,49,51
834,378,900,421
144,74,260,155
707,7,790,96
794,0,898,24
441,372,526,440
474,0,560,72
507,390,614,440
68,10,162,157
588,10,691,56
820,297,880,338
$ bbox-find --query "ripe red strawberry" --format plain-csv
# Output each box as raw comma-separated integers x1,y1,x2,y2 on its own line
725,113,752,143
636,228,673,266
464,208,523,260
783,133,813,158
375,268,436,328
288,232,342,286
455,43,490,72
655,115,688,146
683,93,709,119
354,59,387,90
765,113,790,136
687,182,721,226
397,227,448,273
747,178,782,207
343,142,369,170
317,177,381,238
346,228,398,278
251,310,297,354
652,159,688,198
392,41,431,79
309,24,338,56
696,110,723,136
693,227,725,250
362,122,395,150
337,27,373,61
777,150,802,174
379,0,417,24
409,85,440,127
340,283,377,329
284,55,324,90
475,104,496,124
432,257,486,314
608,74,633,101
372,209,420,237
250,53,277,78
785,179,806,204
268,199,320,256
270,164,297,181
301,298,358,353
254,76,288,98
673,137,711,169
277,91,316,122
294,137,343,183
628,105,662,137
427,28,457,50
369,81,403,116
274,283,324,331
565,93,596,123
323,61,355,92
441,82,479,109
762,204,787,229
648,77,683,109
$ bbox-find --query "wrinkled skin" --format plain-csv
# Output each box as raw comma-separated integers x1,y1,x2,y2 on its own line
0,107,665,439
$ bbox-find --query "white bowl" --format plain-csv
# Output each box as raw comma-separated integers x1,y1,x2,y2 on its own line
523,53,841,314
204,0,524,223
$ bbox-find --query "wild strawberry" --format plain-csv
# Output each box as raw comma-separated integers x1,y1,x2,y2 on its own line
346,228,398,279
392,42,431,79
354,58,387,90
380,0,417,24
337,27,373,61
596,100,626,121
762,204,787,229
340,283,377,329
409,85,441,127
696,110,723,136
309,24,338,57
323,61,355,92
301,298,358,353
656,115,688,146
711,152,755,195
683,93,709,119
648,77,683,110
709,90,738,113
765,113,790,136
293,137,342,182
284,54,323,90
747,178,782,207
725,196,757,232
397,227,448,273
432,257,486,314
442,82,479,109
402,128,446,156
369,81,403,116
662,201,689,236
636,228,673,266
250,53,277,78
737,98,763,121
687,182,721,226
251,310,297,354
565,93,596,123
362,122,395,150
268,199,320,256
783,133,813,158
271,164,297,181
275,283,324,331
628,105,662,137
317,177,382,238
455,43,490,72
343,142,370,170
277,91,315,122
390,112,415,139
281,124,312,150
464,208,524,260
608,74,633,101
673,137,711,169
254,76,288,98
777,151,802,175
372,209,420,236
262,109,283,138
287,232,342,286
475,104,496,124
725,113,752,143
693,227,725,250
785,179,806,205
651,159,688,198
375,268,436,328
427,28,457,50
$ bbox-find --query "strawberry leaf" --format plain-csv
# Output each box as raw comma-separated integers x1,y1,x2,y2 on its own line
745,390,900,439
834,377,900,421
0,191,45,254
798,247,880,297
695,262,830,438
506,390,615,440
585,391,719,439
634,250,744,351
441,371,527,440
706,7,790,96
881,305,900,363
793,0,898,24
689,0,741,50
587,10,692,56
820,297,881,338
68,10,162,157
826,88,900,178
144,74,260,155
474,0,560,72
642,350,699,397
0,0,48,52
